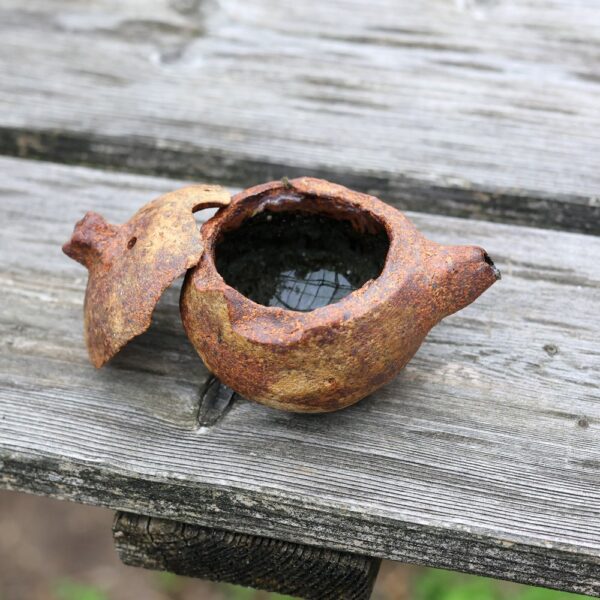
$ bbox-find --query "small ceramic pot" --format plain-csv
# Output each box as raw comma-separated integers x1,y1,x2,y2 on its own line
181,178,500,413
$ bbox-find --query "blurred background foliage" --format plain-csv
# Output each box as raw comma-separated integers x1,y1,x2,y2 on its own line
0,491,589,600
50,568,589,600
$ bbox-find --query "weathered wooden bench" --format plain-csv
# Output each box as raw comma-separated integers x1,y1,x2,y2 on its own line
1,1,599,598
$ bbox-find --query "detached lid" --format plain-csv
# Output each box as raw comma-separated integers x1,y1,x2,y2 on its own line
63,185,230,367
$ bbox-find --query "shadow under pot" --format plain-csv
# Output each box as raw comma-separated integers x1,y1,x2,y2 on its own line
181,178,499,413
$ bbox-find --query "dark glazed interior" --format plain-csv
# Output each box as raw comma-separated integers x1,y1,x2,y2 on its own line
215,209,389,312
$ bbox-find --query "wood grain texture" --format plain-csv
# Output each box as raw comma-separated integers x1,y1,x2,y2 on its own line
1,0,600,233
113,512,381,599
0,157,599,595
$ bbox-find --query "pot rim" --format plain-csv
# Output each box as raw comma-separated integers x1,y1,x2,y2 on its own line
187,177,423,342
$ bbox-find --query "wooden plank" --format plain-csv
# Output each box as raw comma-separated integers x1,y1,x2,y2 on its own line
0,158,211,429
113,512,381,599
1,1,600,233
0,156,599,595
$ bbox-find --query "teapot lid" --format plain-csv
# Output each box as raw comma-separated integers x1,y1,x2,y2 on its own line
63,185,230,367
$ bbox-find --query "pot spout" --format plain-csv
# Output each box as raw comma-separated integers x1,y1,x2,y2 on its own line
428,243,501,320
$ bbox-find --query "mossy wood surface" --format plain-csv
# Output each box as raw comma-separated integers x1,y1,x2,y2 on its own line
113,512,381,599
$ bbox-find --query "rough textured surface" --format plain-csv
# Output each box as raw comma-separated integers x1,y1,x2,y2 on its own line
1,0,600,233
182,178,499,412
63,185,230,367
1,157,599,595
114,512,381,600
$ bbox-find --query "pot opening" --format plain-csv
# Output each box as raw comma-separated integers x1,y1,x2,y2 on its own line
215,209,389,312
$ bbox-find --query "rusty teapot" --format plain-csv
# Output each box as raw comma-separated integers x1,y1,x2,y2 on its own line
64,178,500,413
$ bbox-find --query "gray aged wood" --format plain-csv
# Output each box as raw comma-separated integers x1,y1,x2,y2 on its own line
1,0,600,233
0,157,599,595
113,512,381,599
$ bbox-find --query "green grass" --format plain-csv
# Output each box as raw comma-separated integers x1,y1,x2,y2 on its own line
220,583,294,600
153,571,185,594
414,569,587,600
49,568,590,600
53,579,108,600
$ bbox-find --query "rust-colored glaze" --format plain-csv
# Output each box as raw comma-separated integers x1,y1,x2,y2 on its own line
181,177,500,413
63,185,230,367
